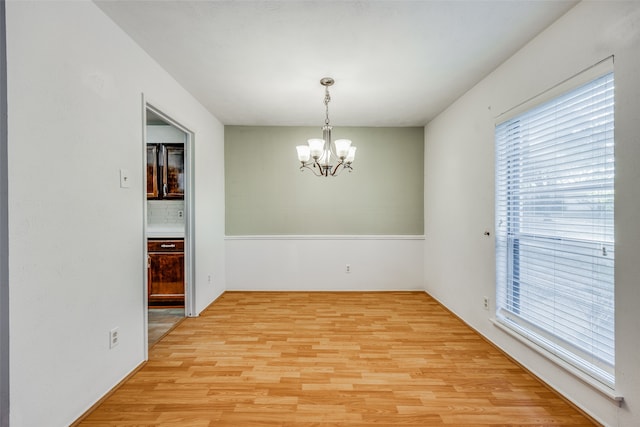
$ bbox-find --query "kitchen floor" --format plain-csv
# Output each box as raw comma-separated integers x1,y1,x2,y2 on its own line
148,308,184,347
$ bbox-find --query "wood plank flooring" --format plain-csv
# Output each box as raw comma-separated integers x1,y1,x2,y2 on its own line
78,292,597,426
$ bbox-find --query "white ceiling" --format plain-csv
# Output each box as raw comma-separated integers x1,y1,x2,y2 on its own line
95,0,577,127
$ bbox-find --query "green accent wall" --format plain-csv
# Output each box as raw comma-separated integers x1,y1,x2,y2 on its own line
225,126,424,235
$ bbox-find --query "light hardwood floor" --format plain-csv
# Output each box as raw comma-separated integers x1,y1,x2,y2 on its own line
78,292,598,426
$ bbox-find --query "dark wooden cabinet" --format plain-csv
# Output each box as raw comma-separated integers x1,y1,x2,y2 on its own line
146,145,159,198
147,144,184,200
163,145,184,198
147,239,184,307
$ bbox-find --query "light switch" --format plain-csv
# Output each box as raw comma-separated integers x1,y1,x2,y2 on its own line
120,169,131,188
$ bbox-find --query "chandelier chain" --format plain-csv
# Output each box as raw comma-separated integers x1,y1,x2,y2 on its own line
324,86,331,126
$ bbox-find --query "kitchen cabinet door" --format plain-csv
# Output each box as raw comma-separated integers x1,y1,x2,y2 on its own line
147,145,159,198
163,145,184,199
148,239,185,307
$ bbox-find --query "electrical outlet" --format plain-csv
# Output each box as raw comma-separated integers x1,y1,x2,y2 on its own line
346,264,351,273
483,297,489,310
178,210,184,218
109,327,119,349
207,274,212,284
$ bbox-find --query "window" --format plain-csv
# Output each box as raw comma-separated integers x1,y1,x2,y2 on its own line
495,67,615,387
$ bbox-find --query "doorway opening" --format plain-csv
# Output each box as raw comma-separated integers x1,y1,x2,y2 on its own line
143,103,195,350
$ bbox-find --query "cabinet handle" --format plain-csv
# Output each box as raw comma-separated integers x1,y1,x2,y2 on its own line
160,244,176,248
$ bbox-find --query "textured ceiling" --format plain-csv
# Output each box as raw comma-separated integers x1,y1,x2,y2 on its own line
96,0,577,127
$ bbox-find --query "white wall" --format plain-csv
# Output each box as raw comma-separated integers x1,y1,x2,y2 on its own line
6,1,225,426
424,1,640,426
227,237,424,291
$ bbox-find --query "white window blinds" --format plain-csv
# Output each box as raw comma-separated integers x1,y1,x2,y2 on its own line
495,70,615,387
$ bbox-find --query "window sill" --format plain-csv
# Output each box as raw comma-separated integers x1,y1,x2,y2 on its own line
491,318,624,406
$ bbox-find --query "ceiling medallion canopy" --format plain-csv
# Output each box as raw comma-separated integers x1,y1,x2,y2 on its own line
296,78,356,177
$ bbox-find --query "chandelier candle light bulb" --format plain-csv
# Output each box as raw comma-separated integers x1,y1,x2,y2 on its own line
296,77,356,177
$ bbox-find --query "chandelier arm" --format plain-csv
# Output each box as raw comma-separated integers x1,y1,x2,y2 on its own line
313,159,331,177
330,160,344,176
331,162,353,177
300,163,325,177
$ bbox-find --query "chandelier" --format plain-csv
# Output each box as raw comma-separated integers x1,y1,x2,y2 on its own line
296,77,356,177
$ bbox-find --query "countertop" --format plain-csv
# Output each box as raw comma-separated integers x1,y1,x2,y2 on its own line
147,225,185,239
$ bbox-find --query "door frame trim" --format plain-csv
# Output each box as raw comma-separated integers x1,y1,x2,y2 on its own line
0,1,9,425
141,97,197,357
